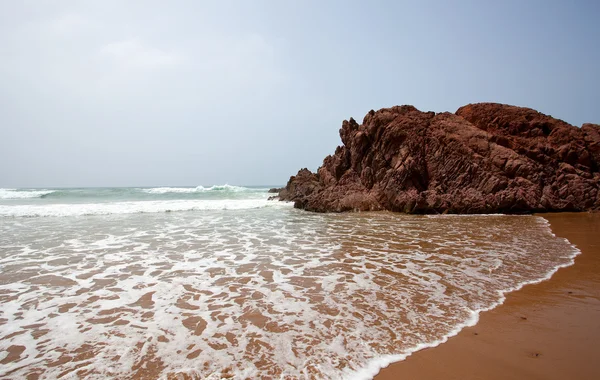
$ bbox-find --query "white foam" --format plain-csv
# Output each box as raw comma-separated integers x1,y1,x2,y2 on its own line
0,188,55,199
0,199,293,217
140,185,265,194
0,212,579,379
355,218,581,380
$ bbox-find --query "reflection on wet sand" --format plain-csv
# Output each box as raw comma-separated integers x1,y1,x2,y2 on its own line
0,210,577,379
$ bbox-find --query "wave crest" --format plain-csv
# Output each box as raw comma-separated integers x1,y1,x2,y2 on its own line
0,189,56,199
141,185,262,194
0,199,292,217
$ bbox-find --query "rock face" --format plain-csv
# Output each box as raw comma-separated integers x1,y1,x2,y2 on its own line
279,103,600,213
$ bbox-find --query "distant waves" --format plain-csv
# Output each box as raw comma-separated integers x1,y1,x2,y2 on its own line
140,185,261,194
0,186,288,217
0,188,56,199
0,185,270,200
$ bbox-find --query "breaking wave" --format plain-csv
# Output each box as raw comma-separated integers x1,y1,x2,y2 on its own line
0,199,292,218
0,185,272,201
0,188,56,199
141,185,265,194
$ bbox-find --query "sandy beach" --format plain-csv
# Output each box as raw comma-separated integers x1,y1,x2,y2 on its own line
376,212,600,380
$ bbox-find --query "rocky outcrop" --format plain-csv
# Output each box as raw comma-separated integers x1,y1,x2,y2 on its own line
279,103,600,213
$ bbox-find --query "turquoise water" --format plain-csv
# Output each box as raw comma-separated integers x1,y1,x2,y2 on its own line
0,186,280,216
0,185,276,203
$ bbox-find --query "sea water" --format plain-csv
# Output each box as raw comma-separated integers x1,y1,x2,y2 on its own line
0,187,578,379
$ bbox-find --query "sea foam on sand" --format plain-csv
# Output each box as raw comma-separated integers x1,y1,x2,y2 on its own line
0,209,579,379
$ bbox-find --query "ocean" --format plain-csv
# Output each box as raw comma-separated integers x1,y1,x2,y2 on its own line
0,186,578,379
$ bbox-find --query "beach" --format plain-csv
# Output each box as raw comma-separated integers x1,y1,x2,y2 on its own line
376,212,600,380
0,187,585,379
1,1,598,378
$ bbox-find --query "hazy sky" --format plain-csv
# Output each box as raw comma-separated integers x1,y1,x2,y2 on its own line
1,1,599,187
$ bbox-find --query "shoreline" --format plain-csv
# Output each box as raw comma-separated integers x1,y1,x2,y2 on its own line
374,212,600,380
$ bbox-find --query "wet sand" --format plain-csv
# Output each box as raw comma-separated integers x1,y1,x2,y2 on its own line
376,212,600,380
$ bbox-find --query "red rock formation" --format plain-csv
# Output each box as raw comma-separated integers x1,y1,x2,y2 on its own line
279,103,600,213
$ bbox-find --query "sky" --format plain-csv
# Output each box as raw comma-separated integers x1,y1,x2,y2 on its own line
1,0,599,188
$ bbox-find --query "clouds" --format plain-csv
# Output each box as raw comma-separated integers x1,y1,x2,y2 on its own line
0,1,284,93
48,12,92,36
0,1,599,187
0,3,286,113
0,2,293,187
98,37,182,68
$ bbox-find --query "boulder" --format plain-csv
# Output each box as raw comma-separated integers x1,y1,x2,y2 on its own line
279,103,600,213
